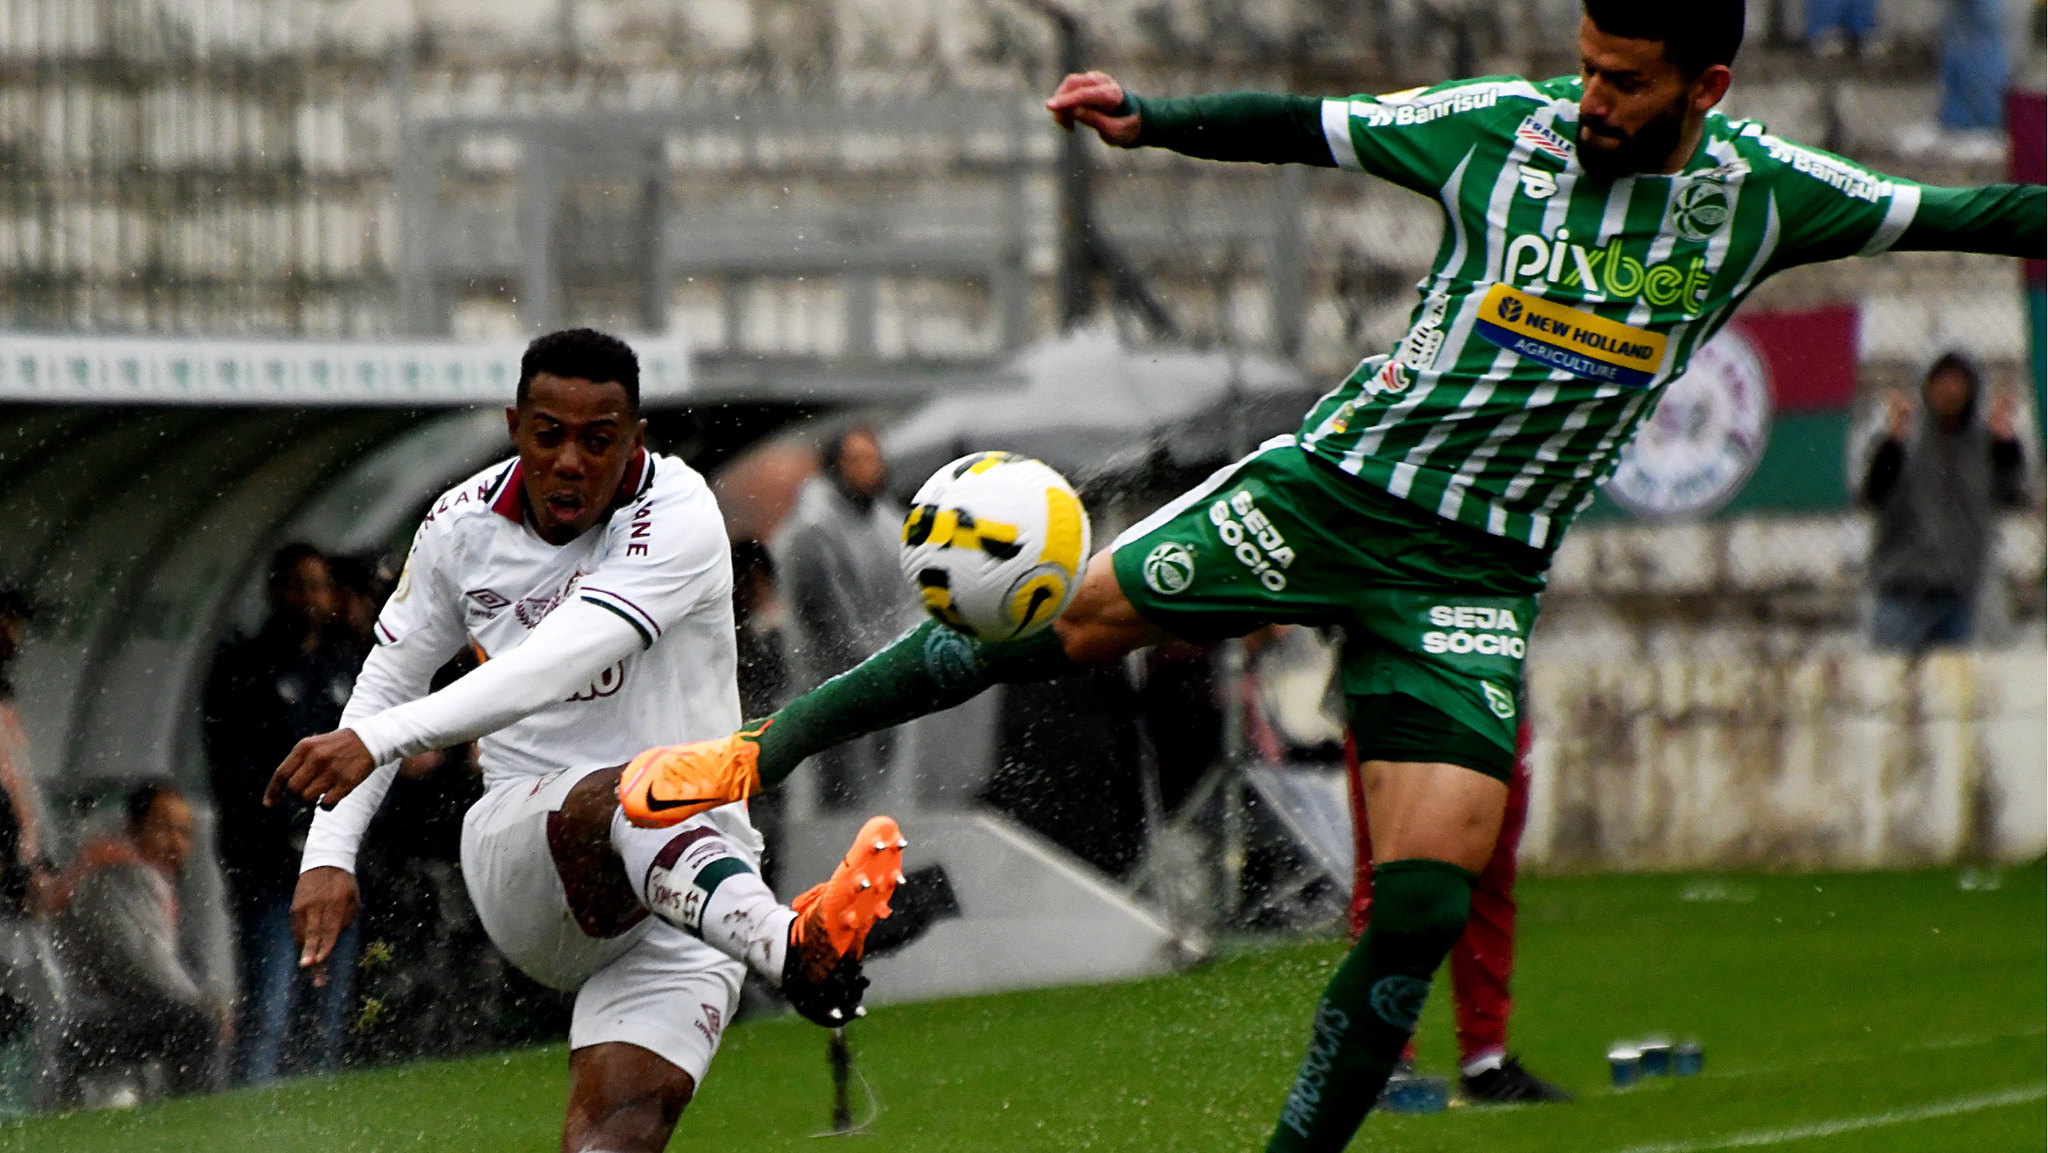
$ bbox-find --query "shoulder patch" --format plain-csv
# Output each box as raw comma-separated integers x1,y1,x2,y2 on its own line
1515,116,1574,162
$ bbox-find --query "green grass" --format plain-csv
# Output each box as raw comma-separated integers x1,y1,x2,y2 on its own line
6,866,2042,1152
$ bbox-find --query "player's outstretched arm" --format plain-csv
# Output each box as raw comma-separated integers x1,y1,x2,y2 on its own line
1046,70,1142,146
271,598,645,817
1047,71,1333,166
1892,183,2047,259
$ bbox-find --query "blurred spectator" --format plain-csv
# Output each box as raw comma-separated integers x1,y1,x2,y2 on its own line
730,539,791,721
1858,351,2030,652
0,589,63,1110
0,591,56,911
346,653,572,1066
326,551,394,659
771,425,918,808
351,723,488,1062
1805,0,1878,57
49,782,226,1105
731,540,792,887
201,543,362,1083
1939,0,2010,132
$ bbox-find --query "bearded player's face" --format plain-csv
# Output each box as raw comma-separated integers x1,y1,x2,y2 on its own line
1575,18,1719,179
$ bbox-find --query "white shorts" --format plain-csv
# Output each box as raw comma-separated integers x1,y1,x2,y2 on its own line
460,765,747,1084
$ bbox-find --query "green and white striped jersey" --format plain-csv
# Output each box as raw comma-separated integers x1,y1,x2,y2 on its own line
1296,74,1926,550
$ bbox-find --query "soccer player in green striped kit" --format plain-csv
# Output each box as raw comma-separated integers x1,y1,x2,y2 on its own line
616,3,2045,1148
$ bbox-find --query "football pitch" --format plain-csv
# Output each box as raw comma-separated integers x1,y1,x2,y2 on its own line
8,866,2041,1153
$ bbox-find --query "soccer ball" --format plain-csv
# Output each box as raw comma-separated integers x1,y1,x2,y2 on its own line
900,452,1092,641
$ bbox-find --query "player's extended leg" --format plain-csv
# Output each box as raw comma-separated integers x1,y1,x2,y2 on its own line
1269,688,1514,1153
1452,730,1527,1070
555,769,901,1024
618,549,1172,826
562,1043,695,1153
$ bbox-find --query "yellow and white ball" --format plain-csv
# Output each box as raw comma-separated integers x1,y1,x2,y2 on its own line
900,452,1092,640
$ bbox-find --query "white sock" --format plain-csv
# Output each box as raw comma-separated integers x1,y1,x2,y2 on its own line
1460,1050,1506,1077
610,810,795,983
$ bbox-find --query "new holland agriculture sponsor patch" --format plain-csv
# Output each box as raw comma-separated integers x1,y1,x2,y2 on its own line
1473,283,1667,388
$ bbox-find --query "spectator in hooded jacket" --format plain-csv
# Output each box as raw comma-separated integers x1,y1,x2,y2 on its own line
1859,351,2031,652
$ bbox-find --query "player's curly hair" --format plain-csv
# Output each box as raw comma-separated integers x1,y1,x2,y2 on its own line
517,327,641,411
1582,0,1744,76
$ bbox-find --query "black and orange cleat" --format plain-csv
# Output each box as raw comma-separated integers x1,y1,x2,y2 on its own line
616,724,768,828
781,816,907,1027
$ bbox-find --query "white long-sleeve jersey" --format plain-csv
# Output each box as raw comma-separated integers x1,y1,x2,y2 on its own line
301,450,759,875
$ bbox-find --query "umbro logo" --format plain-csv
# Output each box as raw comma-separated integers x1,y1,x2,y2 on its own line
695,1002,723,1046
465,588,511,615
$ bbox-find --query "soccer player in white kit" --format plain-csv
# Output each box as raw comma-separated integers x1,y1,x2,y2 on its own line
265,329,902,1153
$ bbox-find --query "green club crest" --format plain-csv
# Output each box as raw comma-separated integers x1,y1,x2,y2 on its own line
1671,180,1731,243
1143,542,1195,595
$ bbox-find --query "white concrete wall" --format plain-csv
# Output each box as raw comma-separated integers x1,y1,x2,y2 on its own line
1522,649,2047,869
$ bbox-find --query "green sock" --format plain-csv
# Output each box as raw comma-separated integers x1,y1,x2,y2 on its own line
750,619,1075,786
1267,858,1475,1153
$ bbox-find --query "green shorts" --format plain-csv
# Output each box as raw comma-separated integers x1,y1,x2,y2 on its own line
1109,437,1550,776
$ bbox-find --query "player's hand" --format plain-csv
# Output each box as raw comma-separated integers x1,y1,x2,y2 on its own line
1884,390,1914,441
1046,71,1141,147
1987,391,2020,442
265,728,376,809
291,866,360,988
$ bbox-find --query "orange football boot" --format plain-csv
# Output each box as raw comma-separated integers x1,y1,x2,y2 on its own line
616,723,768,828
782,816,908,1025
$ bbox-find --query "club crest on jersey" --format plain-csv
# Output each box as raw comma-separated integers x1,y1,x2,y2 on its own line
1143,542,1196,596
1670,179,1731,242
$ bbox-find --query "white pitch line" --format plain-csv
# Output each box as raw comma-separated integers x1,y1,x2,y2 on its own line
1696,1027,2048,1082
1608,1085,2046,1153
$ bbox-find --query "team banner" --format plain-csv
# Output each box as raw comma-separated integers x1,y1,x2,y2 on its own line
0,334,692,406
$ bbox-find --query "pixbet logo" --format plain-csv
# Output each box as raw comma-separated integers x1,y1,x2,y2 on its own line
1504,227,1715,314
